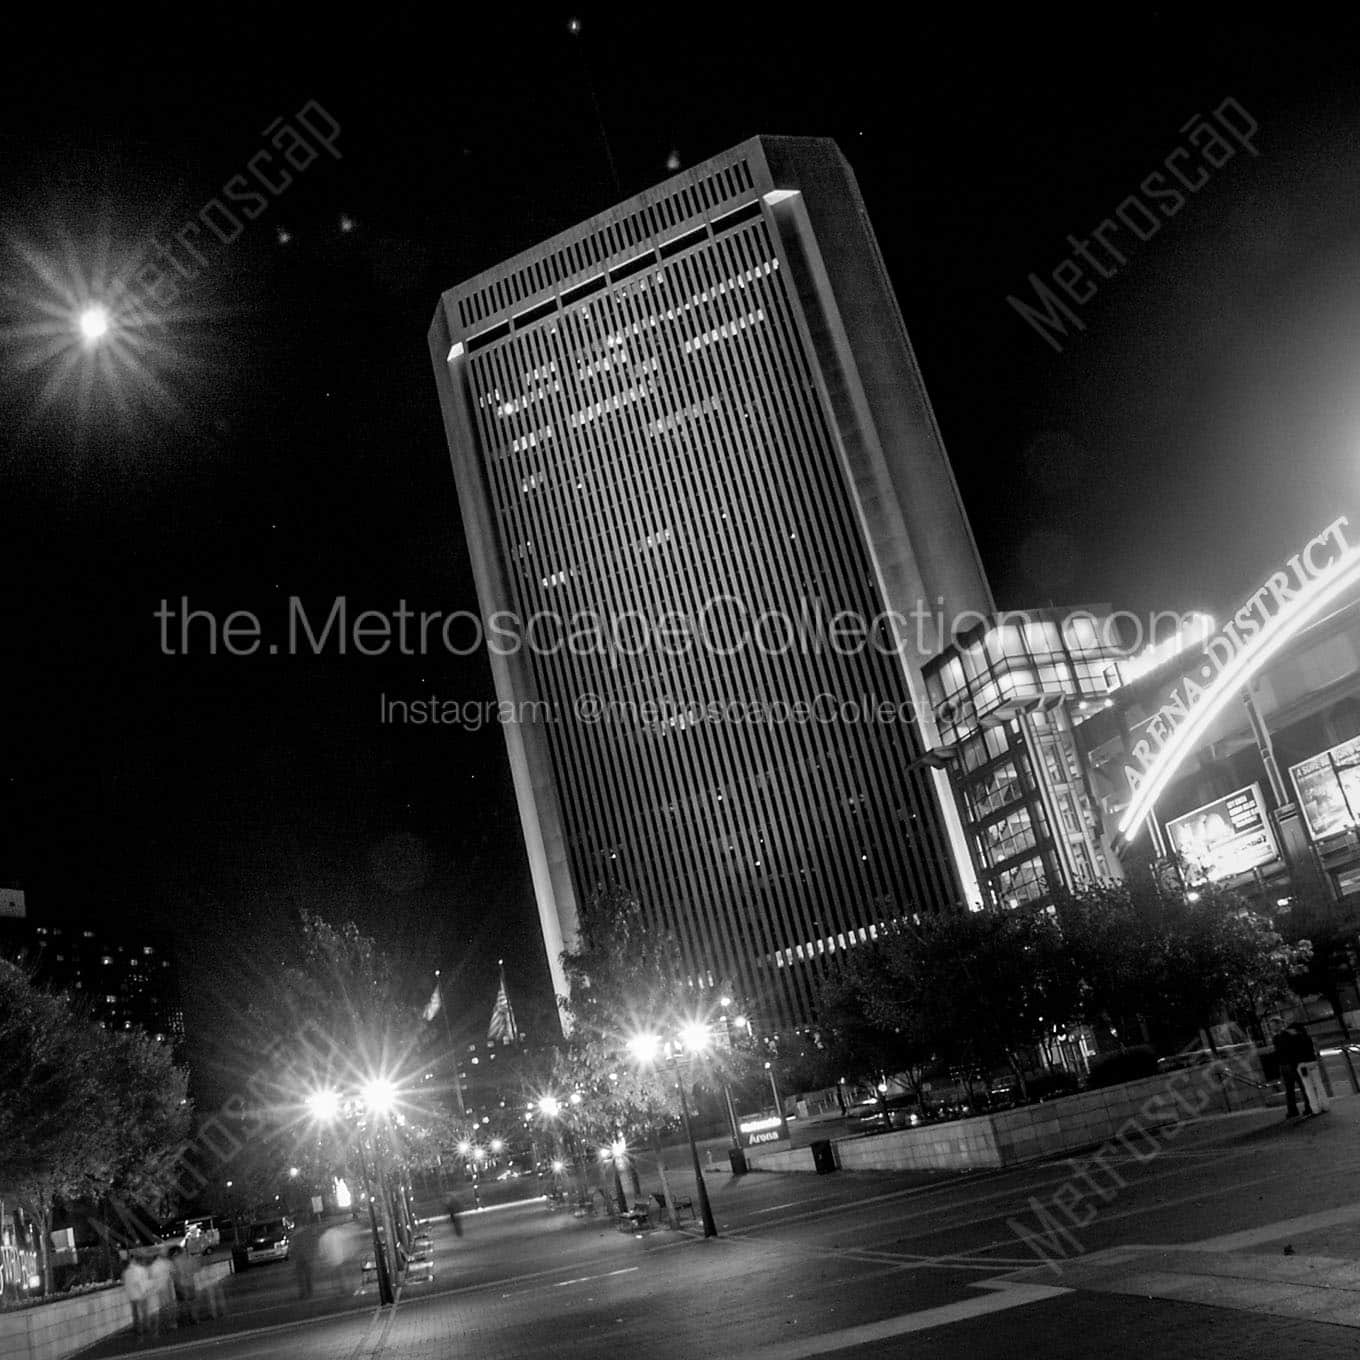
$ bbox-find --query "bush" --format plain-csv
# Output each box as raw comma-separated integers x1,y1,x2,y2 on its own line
1025,1070,1081,1102
1085,1046,1158,1089
52,1247,114,1293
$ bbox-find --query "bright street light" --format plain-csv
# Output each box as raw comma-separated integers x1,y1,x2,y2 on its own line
627,1032,662,1064
362,1077,397,1116
288,1167,300,1178
538,1095,561,1118
78,305,109,343
306,1089,341,1122
457,1140,472,1156
679,1022,711,1055
490,1138,504,1153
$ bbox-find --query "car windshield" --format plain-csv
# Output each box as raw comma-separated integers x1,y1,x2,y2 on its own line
250,1222,285,1237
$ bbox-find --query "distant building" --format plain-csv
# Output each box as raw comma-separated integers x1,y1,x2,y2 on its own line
921,607,1129,908
0,899,185,1048
429,136,993,1029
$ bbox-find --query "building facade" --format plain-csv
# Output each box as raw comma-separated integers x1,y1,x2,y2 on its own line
921,607,1127,910
918,514,1360,917
1074,519,1360,904
429,137,994,1028
0,896,185,1047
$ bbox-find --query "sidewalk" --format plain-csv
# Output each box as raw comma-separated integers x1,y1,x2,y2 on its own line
998,1089,1360,1328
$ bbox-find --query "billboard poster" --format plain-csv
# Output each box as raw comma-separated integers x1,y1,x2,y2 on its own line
1164,784,1279,883
1290,735,1360,841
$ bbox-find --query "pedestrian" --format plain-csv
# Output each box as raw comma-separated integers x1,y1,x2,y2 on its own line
1293,1023,1329,1115
170,1247,198,1326
292,1227,316,1299
121,1254,151,1338
200,1256,227,1320
446,1195,463,1237
317,1223,347,1294
148,1250,175,1332
1274,1025,1307,1118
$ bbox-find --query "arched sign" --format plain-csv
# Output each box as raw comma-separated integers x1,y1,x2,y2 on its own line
1116,515,1360,846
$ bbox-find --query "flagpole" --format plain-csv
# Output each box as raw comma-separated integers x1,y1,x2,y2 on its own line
434,969,466,1117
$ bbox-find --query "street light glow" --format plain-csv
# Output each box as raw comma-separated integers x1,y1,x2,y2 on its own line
490,1138,504,1153
306,1089,341,1122
78,305,109,342
680,1022,711,1054
538,1095,561,1118
457,1140,472,1156
362,1077,398,1116
627,1032,662,1064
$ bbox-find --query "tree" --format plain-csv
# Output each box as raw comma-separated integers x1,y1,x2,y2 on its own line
1276,886,1360,1076
797,952,941,1113
0,962,190,1293
1053,876,1302,1050
556,884,758,1216
868,908,1078,1100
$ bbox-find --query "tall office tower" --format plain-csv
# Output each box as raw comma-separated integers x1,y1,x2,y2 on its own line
429,137,993,1029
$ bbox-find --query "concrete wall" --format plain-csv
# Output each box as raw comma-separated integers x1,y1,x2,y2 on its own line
747,1065,1266,1176
0,1261,231,1360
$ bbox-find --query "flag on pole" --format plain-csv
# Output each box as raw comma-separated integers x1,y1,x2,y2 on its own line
423,983,442,1023
487,962,519,1045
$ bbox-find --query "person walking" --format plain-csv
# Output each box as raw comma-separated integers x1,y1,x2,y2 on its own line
1274,1025,1308,1118
292,1227,317,1299
148,1251,175,1333
1293,1023,1330,1115
121,1255,151,1338
317,1223,348,1295
170,1247,198,1326
200,1254,227,1320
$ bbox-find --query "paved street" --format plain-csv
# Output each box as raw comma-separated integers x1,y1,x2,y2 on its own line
84,1095,1360,1358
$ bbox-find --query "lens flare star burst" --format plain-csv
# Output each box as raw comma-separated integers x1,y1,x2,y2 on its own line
1,227,201,448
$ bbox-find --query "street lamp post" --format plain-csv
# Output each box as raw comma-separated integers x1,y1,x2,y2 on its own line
352,1125,394,1305
763,1060,787,1135
627,1028,718,1239
306,1086,397,1306
673,1072,718,1238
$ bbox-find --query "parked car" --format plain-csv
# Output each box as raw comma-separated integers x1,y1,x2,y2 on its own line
241,1218,290,1265
185,1216,221,1254
157,1219,209,1255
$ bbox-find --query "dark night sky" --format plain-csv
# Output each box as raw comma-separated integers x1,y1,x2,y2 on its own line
4,11,1360,1078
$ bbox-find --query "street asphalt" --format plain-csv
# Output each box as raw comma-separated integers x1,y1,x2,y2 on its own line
80,1091,1360,1358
